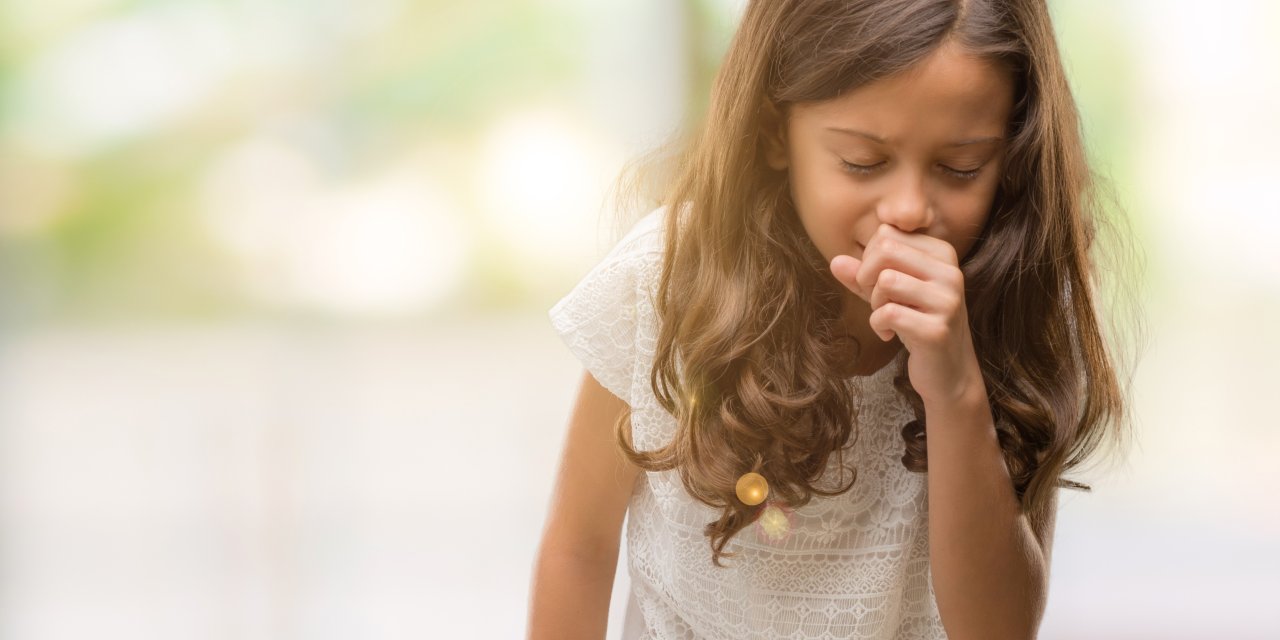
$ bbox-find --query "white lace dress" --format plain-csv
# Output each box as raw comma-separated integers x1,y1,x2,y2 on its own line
548,206,948,639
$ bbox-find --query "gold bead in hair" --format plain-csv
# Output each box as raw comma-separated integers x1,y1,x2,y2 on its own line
735,472,769,506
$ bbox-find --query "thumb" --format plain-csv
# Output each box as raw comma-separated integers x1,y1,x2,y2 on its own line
830,255,866,299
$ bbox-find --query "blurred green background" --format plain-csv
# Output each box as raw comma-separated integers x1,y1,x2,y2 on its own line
0,1,1277,638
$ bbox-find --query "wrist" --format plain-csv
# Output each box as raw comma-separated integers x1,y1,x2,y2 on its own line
923,368,991,425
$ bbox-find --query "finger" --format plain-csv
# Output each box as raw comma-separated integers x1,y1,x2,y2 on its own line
869,269,960,316
869,301,945,344
855,234,959,297
831,254,868,301
869,223,961,265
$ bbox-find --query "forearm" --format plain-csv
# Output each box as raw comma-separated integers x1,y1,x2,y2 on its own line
924,390,1047,640
527,544,619,640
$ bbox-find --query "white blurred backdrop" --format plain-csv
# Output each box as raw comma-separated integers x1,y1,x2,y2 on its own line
0,1,1277,638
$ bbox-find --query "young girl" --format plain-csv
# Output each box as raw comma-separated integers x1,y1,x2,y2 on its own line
530,1,1139,638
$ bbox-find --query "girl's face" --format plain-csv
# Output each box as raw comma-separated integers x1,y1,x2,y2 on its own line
766,41,1015,294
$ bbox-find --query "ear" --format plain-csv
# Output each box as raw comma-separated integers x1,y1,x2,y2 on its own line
759,98,790,171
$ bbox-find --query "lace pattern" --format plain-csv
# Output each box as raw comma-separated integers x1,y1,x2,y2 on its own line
549,206,948,639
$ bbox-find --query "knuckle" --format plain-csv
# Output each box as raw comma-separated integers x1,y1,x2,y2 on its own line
936,289,959,313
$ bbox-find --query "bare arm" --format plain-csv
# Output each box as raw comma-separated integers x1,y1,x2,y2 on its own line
924,386,1058,640
528,370,643,640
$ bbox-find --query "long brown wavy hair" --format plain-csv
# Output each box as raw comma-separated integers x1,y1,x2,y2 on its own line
607,0,1146,568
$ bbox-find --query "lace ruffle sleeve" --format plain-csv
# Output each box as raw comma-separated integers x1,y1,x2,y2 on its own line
548,209,665,406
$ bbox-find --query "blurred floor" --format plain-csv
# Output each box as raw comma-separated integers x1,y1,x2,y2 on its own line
0,304,1277,639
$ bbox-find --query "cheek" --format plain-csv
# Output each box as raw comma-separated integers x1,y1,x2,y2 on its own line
791,187,851,259
795,164,862,217
945,172,999,219
939,191,996,258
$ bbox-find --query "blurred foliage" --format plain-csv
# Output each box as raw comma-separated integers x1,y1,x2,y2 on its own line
351,2,581,131
0,0,587,323
0,0,1148,327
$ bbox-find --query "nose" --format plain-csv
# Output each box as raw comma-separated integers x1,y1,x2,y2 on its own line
875,169,933,233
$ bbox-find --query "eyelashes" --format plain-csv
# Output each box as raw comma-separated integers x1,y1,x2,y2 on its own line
839,160,983,181
941,165,982,180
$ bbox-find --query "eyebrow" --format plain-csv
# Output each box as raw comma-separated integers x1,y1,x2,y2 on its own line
825,127,1003,147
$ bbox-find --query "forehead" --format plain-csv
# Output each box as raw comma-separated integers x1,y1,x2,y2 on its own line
795,42,1016,145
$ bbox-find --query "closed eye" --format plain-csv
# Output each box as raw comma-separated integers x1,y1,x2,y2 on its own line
839,161,883,175
840,160,984,181
942,165,983,180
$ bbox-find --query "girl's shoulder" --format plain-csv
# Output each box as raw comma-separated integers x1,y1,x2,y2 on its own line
548,205,674,406
610,204,671,261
